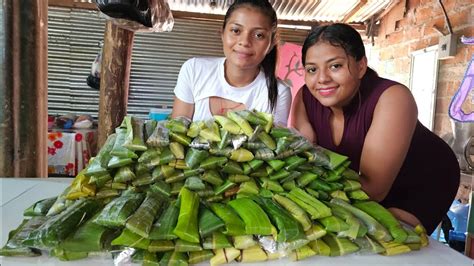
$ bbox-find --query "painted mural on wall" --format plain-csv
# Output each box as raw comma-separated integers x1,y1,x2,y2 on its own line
277,42,305,124
446,35,474,173
449,36,474,122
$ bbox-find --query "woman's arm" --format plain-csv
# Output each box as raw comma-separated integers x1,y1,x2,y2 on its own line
171,97,194,119
171,58,196,120
272,85,292,127
290,88,317,144
359,84,418,201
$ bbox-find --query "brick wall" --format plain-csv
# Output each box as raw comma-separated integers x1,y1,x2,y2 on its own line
372,0,473,136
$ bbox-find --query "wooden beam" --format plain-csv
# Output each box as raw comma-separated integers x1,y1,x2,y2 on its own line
0,0,48,177
48,0,97,10
0,1,14,176
343,0,368,23
172,10,364,30
97,21,134,148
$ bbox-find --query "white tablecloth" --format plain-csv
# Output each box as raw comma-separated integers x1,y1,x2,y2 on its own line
48,129,97,176
1,178,473,266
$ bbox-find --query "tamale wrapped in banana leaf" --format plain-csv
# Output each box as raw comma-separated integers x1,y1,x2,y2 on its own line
94,192,145,228
202,231,232,249
84,133,116,177
149,202,179,240
111,228,150,249
113,165,136,183
184,176,206,191
185,148,209,168
200,156,228,170
170,131,192,146
236,110,267,126
222,161,243,175
23,197,56,217
23,199,101,248
201,169,224,186
214,115,241,134
89,172,113,188
60,212,118,252
198,204,225,237
170,141,185,159
149,180,171,197
210,203,246,236
107,156,134,168
159,251,189,266
0,217,46,257
122,116,147,151
199,121,221,142
50,247,88,261
187,120,205,138
254,147,275,160
188,250,214,264
253,196,305,242
148,240,174,252
126,192,165,238
175,239,203,252
227,111,254,137
353,235,385,254
144,119,157,140
138,148,161,164
110,127,138,158
166,117,190,134
173,187,200,243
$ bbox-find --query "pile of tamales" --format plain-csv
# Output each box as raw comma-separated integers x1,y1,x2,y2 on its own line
0,111,429,265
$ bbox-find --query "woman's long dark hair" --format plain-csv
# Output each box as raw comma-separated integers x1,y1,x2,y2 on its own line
223,0,279,111
302,23,376,75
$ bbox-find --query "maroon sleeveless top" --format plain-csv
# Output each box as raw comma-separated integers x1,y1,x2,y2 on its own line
302,70,460,234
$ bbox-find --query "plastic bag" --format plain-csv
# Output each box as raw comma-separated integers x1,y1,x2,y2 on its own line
86,42,103,90
73,115,94,129
96,0,174,32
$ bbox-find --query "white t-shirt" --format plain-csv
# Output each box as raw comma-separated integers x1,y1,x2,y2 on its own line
174,57,291,126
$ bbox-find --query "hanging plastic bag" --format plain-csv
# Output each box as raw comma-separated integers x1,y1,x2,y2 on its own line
86,42,103,90
96,0,174,32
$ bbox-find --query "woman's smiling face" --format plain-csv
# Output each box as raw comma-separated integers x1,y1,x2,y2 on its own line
304,41,367,109
221,6,274,72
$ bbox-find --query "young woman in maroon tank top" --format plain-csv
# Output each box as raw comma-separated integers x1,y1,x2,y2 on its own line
291,23,459,234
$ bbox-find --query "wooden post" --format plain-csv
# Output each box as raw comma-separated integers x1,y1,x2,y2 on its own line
98,21,135,148
0,0,48,177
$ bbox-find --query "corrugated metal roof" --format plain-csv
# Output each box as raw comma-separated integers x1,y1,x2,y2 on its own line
63,0,396,24
167,0,396,23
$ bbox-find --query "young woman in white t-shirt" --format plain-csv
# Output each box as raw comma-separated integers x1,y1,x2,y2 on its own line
171,0,291,126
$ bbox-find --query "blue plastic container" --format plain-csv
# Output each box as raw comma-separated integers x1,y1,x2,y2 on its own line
447,200,469,242
149,108,171,121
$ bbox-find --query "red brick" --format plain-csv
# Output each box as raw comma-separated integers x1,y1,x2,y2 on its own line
408,0,421,9
449,9,469,28
435,97,451,115
437,81,448,97
433,114,444,134
447,80,461,96
415,6,440,23
405,27,423,40
387,30,404,43
379,47,395,61
410,41,426,51
435,114,452,136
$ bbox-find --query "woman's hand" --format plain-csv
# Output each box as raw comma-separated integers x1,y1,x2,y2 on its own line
290,88,317,144
359,84,418,201
171,97,194,120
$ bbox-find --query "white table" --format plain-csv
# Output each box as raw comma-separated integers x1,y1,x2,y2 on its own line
1,178,473,266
